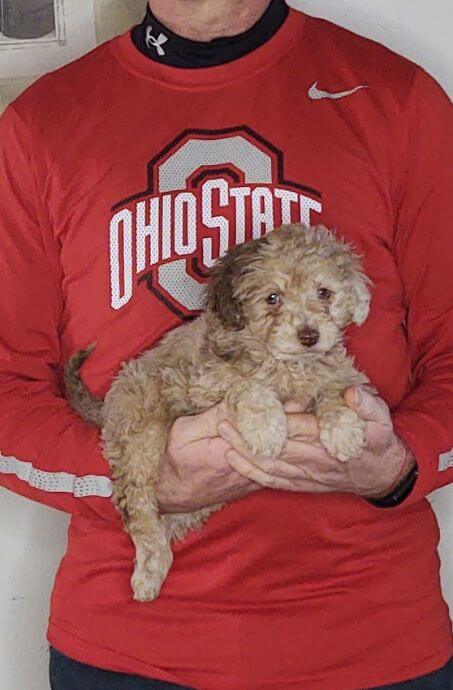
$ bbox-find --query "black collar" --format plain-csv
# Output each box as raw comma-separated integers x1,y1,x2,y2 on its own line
131,0,289,68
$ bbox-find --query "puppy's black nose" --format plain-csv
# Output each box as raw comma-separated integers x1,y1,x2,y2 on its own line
298,327,319,347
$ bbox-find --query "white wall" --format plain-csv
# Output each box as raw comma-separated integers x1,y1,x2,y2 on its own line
290,0,453,94
0,2,451,689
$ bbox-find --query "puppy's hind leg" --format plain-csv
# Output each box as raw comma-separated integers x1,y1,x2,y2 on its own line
103,384,174,601
127,484,174,602
115,426,174,602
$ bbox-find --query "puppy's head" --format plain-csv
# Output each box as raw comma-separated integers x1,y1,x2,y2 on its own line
206,224,371,360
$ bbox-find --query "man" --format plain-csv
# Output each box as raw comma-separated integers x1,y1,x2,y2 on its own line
0,1,451,688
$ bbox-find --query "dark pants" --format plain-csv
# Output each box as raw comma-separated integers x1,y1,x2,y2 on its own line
50,648,452,690
49,648,195,690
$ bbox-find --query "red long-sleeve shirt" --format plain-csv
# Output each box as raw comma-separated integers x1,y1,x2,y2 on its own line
0,9,452,689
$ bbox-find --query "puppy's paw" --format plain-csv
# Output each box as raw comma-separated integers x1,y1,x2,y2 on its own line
132,569,163,603
235,405,287,459
319,408,366,462
131,541,173,602
226,386,287,459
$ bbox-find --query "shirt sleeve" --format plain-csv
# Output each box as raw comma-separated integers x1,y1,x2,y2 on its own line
391,68,453,506
0,105,112,513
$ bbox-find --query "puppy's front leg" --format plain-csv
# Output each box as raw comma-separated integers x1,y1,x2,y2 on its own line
226,383,287,459
316,393,366,463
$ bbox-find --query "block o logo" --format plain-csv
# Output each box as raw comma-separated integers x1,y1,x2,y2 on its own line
109,126,322,317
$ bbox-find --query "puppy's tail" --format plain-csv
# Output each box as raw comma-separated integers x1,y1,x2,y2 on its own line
64,344,104,427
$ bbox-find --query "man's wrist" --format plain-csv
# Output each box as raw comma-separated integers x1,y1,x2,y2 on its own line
387,442,416,492
366,442,418,508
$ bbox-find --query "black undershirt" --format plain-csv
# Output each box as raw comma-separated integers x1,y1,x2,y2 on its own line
131,0,289,68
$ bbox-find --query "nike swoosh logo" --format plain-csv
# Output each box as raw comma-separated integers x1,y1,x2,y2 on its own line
308,81,368,100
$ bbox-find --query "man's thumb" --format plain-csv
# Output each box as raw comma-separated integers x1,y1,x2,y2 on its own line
344,386,391,425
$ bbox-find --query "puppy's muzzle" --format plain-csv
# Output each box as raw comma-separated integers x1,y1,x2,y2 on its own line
298,327,319,347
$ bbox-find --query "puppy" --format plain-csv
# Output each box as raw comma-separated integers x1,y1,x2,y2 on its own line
65,224,372,602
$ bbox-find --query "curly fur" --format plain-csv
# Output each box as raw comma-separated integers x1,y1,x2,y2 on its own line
65,224,372,602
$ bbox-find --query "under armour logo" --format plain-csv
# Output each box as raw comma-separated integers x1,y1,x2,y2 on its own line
145,26,168,57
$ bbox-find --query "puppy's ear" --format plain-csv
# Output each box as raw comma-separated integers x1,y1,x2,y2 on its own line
350,268,371,325
206,240,262,330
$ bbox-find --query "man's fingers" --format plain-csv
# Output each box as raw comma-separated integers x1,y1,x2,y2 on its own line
286,413,319,440
217,421,325,481
227,450,332,495
280,438,332,464
226,450,295,490
217,421,254,459
344,386,391,426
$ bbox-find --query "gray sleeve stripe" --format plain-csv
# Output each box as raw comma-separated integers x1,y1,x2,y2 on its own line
0,453,113,498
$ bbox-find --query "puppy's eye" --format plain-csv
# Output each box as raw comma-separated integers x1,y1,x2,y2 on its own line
317,287,332,300
266,293,281,306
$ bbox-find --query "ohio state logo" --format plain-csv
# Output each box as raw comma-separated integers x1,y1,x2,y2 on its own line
109,126,322,316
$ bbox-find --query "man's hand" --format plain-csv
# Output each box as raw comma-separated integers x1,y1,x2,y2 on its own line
156,402,260,513
218,387,416,499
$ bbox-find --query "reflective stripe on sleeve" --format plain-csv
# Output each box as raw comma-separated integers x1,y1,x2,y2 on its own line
0,453,113,498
